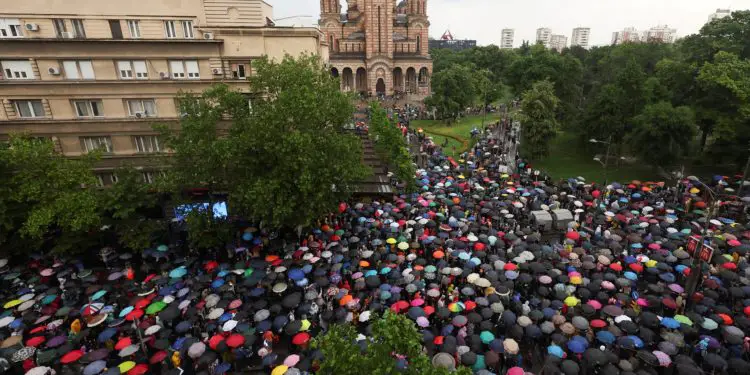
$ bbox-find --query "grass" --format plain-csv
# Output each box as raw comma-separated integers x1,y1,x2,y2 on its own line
531,131,659,184
412,113,504,157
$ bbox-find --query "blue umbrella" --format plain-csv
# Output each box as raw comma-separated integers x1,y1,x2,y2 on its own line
211,279,225,289
567,339,587,353
289,269,305,281
169,266,187,279
176,321,191,333
97,328,117,342
295,278,308,287
257,320,272,332
91,290,107,301
596,331,615,344
249,288,265,297
624,271,638,281
661,317,680,329
215,363,231,374
548,345,564,358
626,335,644,348
659,273,676,283
84,360,107,375
118,306,134,318
172,337,187,350
242,233,252,241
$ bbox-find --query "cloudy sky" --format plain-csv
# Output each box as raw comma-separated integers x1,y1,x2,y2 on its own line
266,0,750,47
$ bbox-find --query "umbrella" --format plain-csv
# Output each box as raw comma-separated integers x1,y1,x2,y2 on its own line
11,347,36,363
83,360,107,375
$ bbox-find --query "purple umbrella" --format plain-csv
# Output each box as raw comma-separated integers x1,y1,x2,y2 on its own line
667,284,684,293
46,335,67,348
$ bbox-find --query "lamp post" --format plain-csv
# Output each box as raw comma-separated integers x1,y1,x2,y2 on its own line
590,136,613,186
683,176,720,310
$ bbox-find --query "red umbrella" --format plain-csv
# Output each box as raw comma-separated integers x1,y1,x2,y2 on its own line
125,309,144,321
722,262,737,270
143,274,157,283
60,350,83,364
609,263,623,272
292,332,310,346
226,334,245,348
204,261,218,272
115,337,132,351
149,350,168,364
629,264,643,273
25,336,45,347
590,319,607,328
209,334,225,350
129,364,149,375
424,306,435,316
565,231,580,241
504,263,518,271
464,300,477,311
135,299,150,310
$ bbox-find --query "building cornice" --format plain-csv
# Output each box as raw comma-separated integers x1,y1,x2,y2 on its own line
0,38,223,44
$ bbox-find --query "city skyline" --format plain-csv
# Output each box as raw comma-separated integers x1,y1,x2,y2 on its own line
267,0,750,47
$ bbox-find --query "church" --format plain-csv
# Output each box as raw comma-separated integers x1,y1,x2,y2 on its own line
319,0,432,97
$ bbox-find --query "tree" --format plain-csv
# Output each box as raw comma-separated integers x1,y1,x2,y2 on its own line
628,102,697,166
369,102,416,191
0,136,101,253
425,64,476,121
313,311,472,375
97,167,167,251
580,84,628,143
228,54,368,229
515,80,560,159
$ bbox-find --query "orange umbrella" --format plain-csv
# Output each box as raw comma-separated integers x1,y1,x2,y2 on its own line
339,295,353,306
432,250,445,259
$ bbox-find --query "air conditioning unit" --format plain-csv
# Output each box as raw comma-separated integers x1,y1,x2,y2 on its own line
25,23,39,31
135,112,144,118
48,67,61,75
60,31,74,39
212,68,222,75
159,72,169,79
203,32,214,40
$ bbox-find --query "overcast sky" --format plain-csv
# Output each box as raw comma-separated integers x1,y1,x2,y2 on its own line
266,0,750,47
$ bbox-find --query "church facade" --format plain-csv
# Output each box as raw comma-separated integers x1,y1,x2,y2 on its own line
319,0,432,97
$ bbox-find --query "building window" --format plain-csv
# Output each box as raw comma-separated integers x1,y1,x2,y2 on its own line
95,173,119,187
117,60,148,79
14,100,45,118
416,35,421,52
165,21,176,38
142,171,165,184
62,60,95,80
170,60,199,79
127,20,140,38
108,20,122,39
126,99,157,117
1,60,34,80
232,63,248,79
80,136,113,153
71,19,86,38
0,19,23,38
73,100,104,118
181,21,194,39
133,135,162,153
53,19,66,37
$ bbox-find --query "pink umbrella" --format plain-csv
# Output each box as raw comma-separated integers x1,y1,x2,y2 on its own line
652,350,671,366
283,354,300,367
636,298,649,307
587,300,602,310
668,284,684,293
411,298,424,307
416,316,429,327
508,367,525,375
601,281,615,290
728,239,741,247
648,243,661,250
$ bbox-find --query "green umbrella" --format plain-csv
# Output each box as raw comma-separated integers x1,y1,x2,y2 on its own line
146,301,167,315
480,331,495,344
244,268,254,277
674,315,692,326
42,295,57,305
157,245,169,252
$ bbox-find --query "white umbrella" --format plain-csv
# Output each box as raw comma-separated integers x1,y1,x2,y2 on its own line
25,367,55,375
359,311,371,322
205,294,220,309
207,308,224,320
254,309,270,322
118,345,139,357
188,342,206,359
0,316,14,328
466,273,480,284
272,283,288,293
223,320,238,332
144,325,162,336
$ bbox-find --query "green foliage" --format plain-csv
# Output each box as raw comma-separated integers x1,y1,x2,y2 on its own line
425,64,477,121
0,136,101,253
515,80,560,159
313,311,471,375
158,54,368,235
97,167,166,251
628,102,697,165
369,102,416,191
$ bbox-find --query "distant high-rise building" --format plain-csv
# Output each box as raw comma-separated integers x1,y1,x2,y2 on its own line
708,8,731,23
571,27,591,48
501,29,515,49
642,25,677,43
536,28,552,47
549,34,568,51
612,27,641,45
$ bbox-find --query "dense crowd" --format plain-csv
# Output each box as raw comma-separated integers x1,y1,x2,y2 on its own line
1,114,750,375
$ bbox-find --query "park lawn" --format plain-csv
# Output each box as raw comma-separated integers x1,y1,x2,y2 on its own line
412,113,504,156
531,132,659,184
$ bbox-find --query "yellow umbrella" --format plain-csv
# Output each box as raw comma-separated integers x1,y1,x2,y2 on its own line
645,260,658,268
501,174,509,179
564,296,579,307
458,175,465,179
272,365,289,375
397,242,409,251
118,361,136,373
570,276,582,285
300,319,311,331
689,187,700,194
3,300,21,309
386,238,397,245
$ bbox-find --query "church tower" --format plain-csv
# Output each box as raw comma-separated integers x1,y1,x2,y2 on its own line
363,0,394,59
319,0,341,15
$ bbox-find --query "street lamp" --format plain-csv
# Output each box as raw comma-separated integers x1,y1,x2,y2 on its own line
683,175,721,311
590,136,613,186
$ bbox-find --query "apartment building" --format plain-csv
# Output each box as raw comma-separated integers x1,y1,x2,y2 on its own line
708,9,731,23
536,28,552,48
549,34,568,52
642,25,677,43
611,27,641,45
0,0,326,185
500,29,514,49
571,27,590,49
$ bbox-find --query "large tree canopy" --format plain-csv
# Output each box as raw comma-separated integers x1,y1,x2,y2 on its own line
515,80,560,159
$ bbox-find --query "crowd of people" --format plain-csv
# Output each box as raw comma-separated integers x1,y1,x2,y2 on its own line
1,112,750,375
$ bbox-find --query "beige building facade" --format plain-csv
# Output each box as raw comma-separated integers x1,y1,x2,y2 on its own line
320,0,432,97
0,0,326,185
